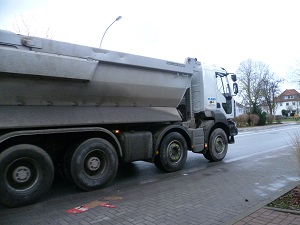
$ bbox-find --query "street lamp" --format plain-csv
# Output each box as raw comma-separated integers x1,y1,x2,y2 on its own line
99,16,122,48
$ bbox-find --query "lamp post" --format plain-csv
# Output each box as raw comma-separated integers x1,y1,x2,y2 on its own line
99,16,122,48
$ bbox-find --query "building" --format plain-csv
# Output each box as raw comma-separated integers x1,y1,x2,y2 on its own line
235,102,245,117
275,89,300,116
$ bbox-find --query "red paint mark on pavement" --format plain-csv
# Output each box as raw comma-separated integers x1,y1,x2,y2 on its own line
66,200,108,214
99,203,116,208
66,206,89,214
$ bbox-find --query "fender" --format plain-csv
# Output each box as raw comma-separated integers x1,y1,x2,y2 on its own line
201,110,231,144
0,127,123,157
152,124,191,155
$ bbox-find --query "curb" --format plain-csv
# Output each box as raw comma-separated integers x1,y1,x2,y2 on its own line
263,206,300,215
224,177,299,224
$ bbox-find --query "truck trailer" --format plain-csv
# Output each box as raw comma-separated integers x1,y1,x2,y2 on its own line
0,29,238,207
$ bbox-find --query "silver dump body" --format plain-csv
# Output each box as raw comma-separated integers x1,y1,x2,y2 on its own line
0,30,194,129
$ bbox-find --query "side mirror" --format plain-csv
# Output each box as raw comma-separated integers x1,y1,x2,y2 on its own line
231,74,237,82
233,83,238,95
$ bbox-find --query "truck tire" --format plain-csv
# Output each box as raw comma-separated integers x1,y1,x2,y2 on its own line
154,132,187,172
70,138,118,191
62,147,76,184
0,144,54,207
204,128,228,162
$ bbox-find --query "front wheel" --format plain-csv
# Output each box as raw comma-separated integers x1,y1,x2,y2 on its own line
70,138,118,191
203,128,228,162
154,132,187,172
0,144,54,207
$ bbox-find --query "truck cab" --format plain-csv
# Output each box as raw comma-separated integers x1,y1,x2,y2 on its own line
178,58,238,159
190,60,237,119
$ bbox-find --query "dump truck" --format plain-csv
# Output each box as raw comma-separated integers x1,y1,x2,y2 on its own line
0,29,238,207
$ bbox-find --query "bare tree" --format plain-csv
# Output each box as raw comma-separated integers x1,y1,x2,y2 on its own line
261,73,284,115
290,60,300,87
12,14,53,39
236,59,270,111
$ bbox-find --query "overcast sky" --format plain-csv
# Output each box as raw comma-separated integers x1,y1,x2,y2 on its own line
1,0,300,91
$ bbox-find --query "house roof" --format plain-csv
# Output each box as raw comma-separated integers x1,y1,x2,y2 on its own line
278,89,300,97
276,89,300,103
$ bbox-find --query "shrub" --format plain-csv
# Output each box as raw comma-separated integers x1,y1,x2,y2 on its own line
282,109,287,117
232,117,239,126
249,114,260,126
233,114,249,127
239,114,250,127
267,114,275,124
275,115,283,123
258,111,267,126
251,103,266,126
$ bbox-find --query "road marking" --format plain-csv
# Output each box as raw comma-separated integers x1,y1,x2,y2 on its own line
238,126,300,137
224,144,293,163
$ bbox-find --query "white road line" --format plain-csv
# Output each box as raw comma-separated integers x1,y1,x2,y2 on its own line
225,144,293,163
238,126,299,137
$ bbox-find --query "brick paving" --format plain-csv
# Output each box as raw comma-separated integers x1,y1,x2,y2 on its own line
234,208,300,225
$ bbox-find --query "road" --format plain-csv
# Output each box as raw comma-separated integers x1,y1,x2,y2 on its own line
0,123,299,225
226,125,296,162
113,123,300,189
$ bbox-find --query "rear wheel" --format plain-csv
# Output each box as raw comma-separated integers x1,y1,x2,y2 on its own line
203,128,228,161
63,146,76,184
70,138,118,191
154,132,187,172
0,144,54,207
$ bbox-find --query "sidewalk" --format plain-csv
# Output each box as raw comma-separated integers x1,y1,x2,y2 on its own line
233,121,300,225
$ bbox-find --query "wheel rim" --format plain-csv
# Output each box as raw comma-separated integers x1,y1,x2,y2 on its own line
215,135,225,154
5,158,39,191
167,141,182,162
84,149,108,178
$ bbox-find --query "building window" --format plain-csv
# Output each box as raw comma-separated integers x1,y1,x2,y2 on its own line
286,103,289,106
293,102,296,106
285,95,295,99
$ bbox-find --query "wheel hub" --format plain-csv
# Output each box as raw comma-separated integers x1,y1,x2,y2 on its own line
168,142,181,162
215,137,225,154
6,158,39,191
86,156,101,171
13,166,31,183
